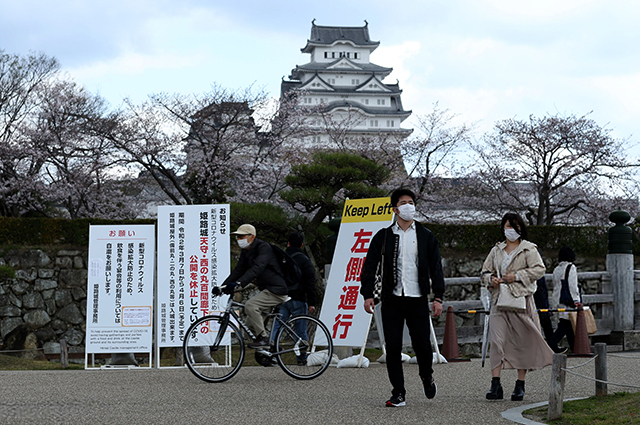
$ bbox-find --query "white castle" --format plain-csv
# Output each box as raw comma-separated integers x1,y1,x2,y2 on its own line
281,20,412,144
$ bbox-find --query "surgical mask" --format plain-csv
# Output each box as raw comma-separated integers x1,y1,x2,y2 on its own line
504,228,520,242
237,238,251,249
396,203,416,221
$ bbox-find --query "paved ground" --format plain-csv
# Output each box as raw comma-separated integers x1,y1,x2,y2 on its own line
1,354,639,424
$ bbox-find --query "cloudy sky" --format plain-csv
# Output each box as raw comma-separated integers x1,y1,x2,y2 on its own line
2,0,640,157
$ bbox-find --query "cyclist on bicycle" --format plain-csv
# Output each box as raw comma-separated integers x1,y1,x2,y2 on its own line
215,224,288,349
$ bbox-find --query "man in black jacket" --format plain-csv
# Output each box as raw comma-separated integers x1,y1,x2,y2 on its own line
360,188,445,407
219,224,289,349
271,231,317,362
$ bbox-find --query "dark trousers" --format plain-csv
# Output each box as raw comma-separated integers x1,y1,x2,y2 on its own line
538,311,554,342
549,318,575,351
381,295,433,395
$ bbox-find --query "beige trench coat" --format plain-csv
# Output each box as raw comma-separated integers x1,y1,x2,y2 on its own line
481,239,545,299
481,239,553,371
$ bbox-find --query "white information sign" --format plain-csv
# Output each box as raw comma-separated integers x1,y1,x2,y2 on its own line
156,205,230,348
85,225,155,353
319,197,393,347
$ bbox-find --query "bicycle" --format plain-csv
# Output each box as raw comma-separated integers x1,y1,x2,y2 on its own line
183,292,333,383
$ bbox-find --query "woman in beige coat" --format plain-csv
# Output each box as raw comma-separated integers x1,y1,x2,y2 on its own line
481,213,553,401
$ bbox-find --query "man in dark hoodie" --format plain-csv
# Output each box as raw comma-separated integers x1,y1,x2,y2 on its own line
218,224,288,349
270,231,317,361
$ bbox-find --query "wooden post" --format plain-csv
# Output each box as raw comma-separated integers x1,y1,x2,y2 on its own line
175,347,184,366
595,343,608,396
547,353,567,421
60,339,69,370
607,209,635,331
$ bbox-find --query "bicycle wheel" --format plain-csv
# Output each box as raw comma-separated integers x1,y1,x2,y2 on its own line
275,315,333,380
183,315,245,383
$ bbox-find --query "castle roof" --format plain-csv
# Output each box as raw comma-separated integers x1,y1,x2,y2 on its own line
290,57,392,80
322,99,411,118
301,20,380,53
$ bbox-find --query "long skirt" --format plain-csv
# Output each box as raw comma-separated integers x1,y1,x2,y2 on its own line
489,295,553,371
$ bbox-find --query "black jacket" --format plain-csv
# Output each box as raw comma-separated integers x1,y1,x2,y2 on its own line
360,222,445,303
285,246,317,306
223,238,288,296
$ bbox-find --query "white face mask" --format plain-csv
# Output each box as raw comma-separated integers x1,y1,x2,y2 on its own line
396,203,416,221
237,237,251,249
504,228,520,242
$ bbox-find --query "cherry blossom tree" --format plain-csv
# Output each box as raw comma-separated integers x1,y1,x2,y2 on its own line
30,80,142,218
112,86,313,208
470,113,639,225
0,50,60,216
397,104,474,205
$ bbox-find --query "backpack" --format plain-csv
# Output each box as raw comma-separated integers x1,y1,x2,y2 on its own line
270,244,303,292
559,263,582,307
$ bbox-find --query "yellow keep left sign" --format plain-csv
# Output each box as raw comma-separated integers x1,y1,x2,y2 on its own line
341,197,393,223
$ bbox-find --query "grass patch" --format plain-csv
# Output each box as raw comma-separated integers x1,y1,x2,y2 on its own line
0,264,16,279
0,353,84,370
524,392,640,424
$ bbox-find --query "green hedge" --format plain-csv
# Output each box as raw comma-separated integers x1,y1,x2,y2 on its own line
0,215,638,261
0,218,155,246
428,223,612,257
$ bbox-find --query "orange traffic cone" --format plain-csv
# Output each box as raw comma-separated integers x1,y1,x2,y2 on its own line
441,306,469,362
570,307,593,357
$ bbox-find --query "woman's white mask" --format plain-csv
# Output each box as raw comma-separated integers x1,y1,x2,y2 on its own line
396,203,416,221
504,228,520,242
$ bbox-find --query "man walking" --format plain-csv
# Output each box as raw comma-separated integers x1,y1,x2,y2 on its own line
360,188,445,407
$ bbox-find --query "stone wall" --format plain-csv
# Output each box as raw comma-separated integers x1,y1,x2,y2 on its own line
0,247,619,359
0,249,87,359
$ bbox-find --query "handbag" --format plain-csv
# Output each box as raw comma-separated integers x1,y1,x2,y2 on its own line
496,283,526,311
372,229,387,305
559,263,580,307
568,306,597,335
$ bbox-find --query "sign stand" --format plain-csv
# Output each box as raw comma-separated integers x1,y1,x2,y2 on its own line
85,224,156,370
319,197,393,357
156,205,230,368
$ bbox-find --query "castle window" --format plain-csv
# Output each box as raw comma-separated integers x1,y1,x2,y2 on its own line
363,99,369,105
332,52,336,58
370,120,378,127
324,52,328,58
354,52,359,59
387,120,395,127
347,52,351,58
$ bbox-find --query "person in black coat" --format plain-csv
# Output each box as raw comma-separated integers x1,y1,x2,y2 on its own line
219,224,288,349
271,231,317,362
360,188,445,407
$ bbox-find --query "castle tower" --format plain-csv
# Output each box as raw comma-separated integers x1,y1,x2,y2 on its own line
281,20,412,145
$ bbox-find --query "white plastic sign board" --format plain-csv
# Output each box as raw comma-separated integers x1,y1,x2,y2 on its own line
318,197,393,347
85,225,155,353
156,205,230,348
